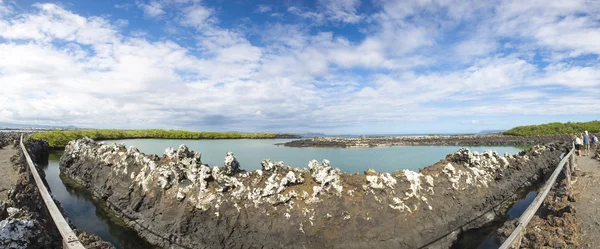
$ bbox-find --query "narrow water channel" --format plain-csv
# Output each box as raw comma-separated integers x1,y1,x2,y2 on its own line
451,191,537,249
43,151,155,249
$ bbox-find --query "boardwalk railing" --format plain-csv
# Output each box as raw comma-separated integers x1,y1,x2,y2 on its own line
499,147,575,249
19,135,86,249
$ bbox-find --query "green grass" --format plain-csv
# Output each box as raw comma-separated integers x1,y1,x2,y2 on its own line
30,129,279,148
503,120,600,136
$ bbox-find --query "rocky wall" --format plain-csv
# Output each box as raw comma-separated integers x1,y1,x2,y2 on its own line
0,132,21,149
60,138,566,249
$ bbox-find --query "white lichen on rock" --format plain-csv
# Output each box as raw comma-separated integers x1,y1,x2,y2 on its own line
442,148,517,190
308,160,343,196
261,159,284,172
0,208,39,249
365,173,396,189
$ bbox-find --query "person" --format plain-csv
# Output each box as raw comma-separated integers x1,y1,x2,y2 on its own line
575,134,582,156
593,134,599,153
583,131,590,156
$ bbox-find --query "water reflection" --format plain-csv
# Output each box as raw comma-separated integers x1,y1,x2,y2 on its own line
44,151,155,249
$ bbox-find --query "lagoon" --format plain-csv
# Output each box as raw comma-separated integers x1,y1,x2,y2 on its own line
110,138,525,173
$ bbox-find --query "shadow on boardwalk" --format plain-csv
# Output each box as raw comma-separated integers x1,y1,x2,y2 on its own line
572,154,600,249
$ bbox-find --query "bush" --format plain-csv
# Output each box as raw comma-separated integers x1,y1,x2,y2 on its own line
503,120,600,136
30,129,278,148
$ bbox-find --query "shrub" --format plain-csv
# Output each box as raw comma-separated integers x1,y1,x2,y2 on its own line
503,120,600,136
30,129,278,148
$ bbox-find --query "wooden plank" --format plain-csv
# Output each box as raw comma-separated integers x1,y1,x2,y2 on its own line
565,161,571,187
499,148,574,249
19,135,86,249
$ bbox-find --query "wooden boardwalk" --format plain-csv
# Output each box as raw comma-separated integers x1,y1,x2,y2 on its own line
572,155,600,249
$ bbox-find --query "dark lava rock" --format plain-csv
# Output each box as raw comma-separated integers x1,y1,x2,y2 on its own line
74,229,116,249
0,132,21,149
60,138,566,249
22,138,49,166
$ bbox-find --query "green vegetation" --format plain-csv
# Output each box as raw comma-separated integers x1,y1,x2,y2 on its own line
30,129,278,148
503,120,600,136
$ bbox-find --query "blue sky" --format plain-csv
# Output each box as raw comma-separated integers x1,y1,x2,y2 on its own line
0,0,599,134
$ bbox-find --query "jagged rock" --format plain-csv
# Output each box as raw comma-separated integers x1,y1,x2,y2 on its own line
59,138,567,249
0,213,39,249
261,159,284,171
74,229,115,249
308,159,343,195
0,132,21,149
223,151,240,175
364,168,376,175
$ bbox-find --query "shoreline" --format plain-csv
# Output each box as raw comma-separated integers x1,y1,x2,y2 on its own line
281,134,573,148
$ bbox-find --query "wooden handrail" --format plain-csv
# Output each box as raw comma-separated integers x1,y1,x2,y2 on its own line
19,135,86,249
498,147,574,249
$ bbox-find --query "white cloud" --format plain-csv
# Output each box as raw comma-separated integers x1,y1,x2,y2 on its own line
0,3,118,44
0,0,11,17
256,4,272,13
0,1,599,132
179,4,213,27
534,64,600,87
136,1,166,18
490,0,600,57
287,6,320,22
114,3,132,10
319,0,362,23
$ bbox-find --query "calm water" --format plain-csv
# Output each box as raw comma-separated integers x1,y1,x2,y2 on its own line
43,152,154,249
44,139,526,249
109,139,525,173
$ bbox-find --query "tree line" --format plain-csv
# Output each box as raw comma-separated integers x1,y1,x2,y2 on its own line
30,129,279,148
503,120,600,136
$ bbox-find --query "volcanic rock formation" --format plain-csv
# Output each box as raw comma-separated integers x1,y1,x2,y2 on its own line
60,138,566,249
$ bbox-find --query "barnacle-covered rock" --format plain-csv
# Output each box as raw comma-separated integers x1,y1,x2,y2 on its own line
59,138,565,249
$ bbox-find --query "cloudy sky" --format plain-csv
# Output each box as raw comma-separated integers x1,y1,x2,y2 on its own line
0,0,599,134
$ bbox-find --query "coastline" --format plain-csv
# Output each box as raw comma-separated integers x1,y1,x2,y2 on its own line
281,134,573,148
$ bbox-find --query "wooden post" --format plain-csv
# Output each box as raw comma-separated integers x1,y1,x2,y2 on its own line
569,153,575,173
564,160,571,187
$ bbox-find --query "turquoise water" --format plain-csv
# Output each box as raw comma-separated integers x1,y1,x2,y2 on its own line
110,139,525,173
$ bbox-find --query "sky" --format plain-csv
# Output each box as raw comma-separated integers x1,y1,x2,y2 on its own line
0,0,599,134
